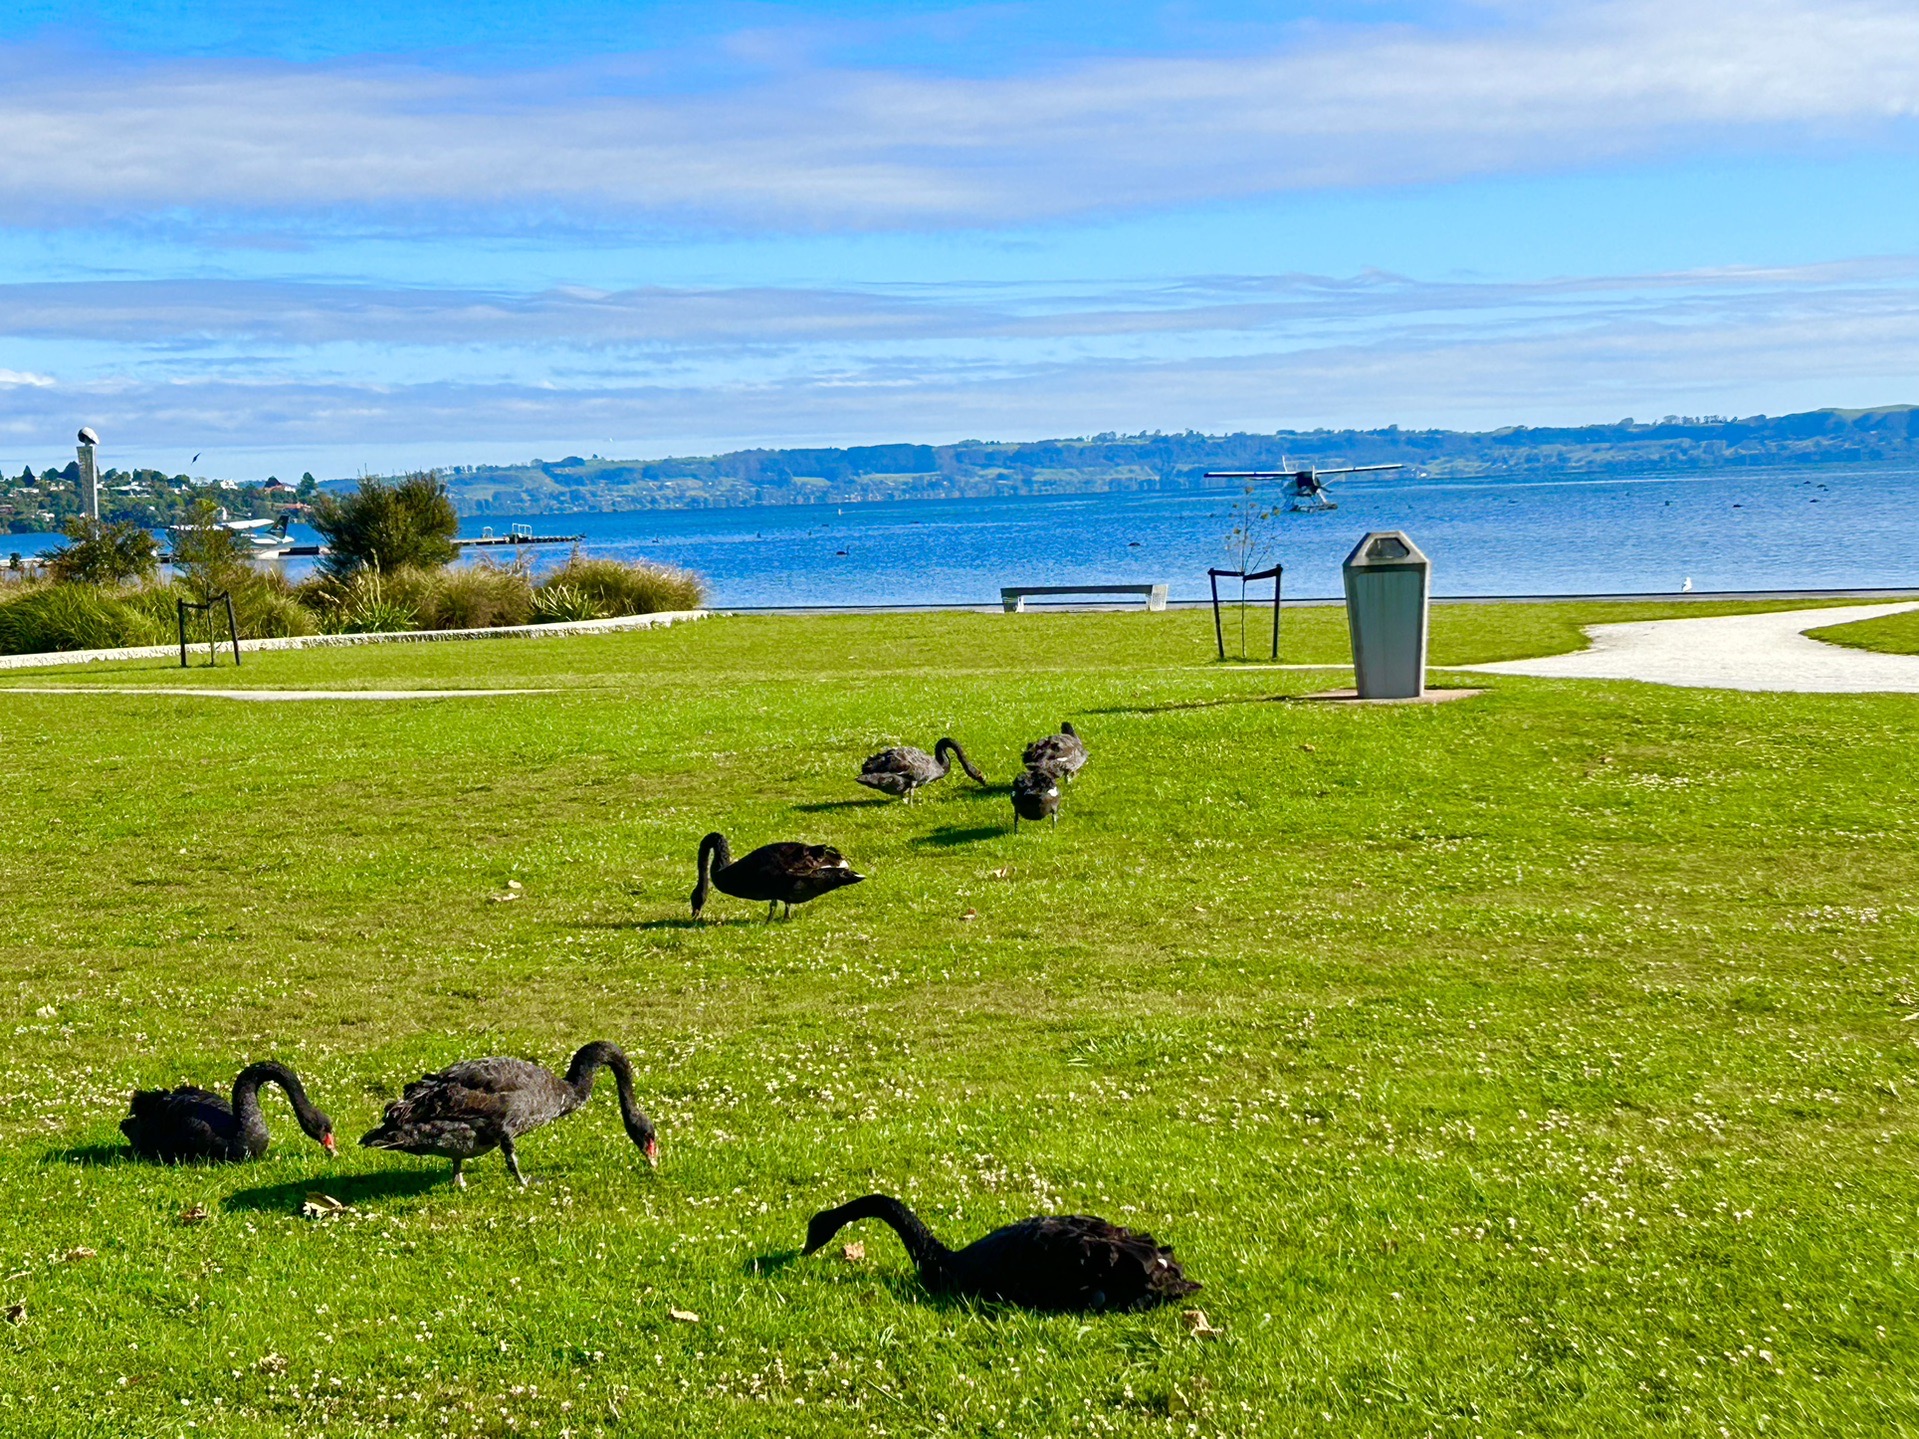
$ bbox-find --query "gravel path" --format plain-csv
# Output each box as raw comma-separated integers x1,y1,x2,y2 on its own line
1461,602,1919,692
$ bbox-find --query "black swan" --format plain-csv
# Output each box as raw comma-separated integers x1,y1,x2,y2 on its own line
358,1040,657,1188
804,1194,1199,1311
856,737,988,801
121,1061,336,1163
691,832,865,920
1011,767,1061,831
1022,720,1087,781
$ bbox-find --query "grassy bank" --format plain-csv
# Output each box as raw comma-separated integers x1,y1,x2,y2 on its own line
0,605,1913,1436
1806,606,1919,655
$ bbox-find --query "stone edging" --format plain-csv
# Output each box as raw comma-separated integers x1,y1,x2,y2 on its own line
0,609,707,673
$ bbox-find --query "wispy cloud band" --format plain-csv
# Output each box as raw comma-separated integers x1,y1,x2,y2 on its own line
2,257,1913,464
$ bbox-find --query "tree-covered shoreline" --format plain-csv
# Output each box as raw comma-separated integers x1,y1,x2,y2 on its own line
430,404,1919,515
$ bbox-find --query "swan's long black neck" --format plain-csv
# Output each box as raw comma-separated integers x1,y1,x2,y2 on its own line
813,1195,955,1284
564,1041,654,1148
230,1062,310,1159
934,738,988,786
693,831,732,914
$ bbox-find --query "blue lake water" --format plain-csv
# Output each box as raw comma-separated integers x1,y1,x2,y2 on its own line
8,463,1916,605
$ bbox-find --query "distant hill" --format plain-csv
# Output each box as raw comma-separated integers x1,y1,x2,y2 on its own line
381,406,1919,516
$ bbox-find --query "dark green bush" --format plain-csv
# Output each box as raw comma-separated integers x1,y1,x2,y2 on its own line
45,517,159,586
312,474,459,578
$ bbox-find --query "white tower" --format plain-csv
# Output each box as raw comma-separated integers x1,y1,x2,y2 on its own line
75,426,100,520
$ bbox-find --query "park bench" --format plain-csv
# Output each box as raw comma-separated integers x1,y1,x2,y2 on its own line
1001,583,1169,613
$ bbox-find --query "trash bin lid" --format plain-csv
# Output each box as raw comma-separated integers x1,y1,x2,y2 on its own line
1342,530,1429,572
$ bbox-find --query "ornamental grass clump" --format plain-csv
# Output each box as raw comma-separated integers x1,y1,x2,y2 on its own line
538,555,705,616
0,583,168,654
420,561,534,629
298,561,534,632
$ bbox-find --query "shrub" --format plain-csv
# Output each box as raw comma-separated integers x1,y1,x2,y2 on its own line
537,555,705,615
312,474,459,578
169,498,258,606
235,585,321,639
296,561,533,633
0,584,168,655
530,583,605,623
45,517,159,586
432,561,534,630
296,568,419,635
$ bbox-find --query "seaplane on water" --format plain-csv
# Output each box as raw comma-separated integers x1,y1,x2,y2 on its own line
1204,461,1404,513
164,510,297,559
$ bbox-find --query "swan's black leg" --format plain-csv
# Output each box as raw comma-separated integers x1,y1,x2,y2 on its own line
782,902,794,921
501,1135,527,1188
766,900,777,923
451,1158,466,1190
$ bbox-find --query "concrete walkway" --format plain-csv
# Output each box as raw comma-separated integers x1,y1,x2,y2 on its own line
0,686,557,702
1462,602,1919,693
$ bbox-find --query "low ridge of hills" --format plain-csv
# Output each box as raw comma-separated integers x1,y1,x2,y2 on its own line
422,404,1917,515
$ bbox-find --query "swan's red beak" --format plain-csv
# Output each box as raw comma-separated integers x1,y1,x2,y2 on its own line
322,1132,337,1156
644,1136,660,1168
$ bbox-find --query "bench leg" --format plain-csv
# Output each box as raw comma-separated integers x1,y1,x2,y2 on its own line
1148,585,1168,612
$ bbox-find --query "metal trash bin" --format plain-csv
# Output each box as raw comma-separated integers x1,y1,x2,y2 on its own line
1341,531,1430,699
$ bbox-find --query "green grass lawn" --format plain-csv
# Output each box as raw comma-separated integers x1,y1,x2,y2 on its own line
1806,606,1919,656
0,604,1913,1437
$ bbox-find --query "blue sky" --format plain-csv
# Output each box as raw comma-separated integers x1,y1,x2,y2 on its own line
0,0,1915,479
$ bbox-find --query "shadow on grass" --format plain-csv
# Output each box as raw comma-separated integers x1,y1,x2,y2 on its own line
225,1169,447,1214
1086,693,1293,716
792,798,890,813
910,825,1005,848
45,1143,129,1167
744,1248,804,1277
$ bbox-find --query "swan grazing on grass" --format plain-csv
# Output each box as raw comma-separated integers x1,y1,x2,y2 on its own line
1011,768,1061,832
691,832,865,920
121,1061,336,1164
804,1193,1200,1311
1022,721,1087,781
359,1040,657,1188
856,737,988,801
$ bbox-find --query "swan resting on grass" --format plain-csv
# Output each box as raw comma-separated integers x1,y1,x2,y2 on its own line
121,1061,336,1163
804,1193,1200,1311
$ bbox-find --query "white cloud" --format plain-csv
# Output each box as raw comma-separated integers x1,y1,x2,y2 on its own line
0,0,1914,230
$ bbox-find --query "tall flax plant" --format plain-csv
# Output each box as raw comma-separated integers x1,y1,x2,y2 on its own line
1221,479,1279,659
